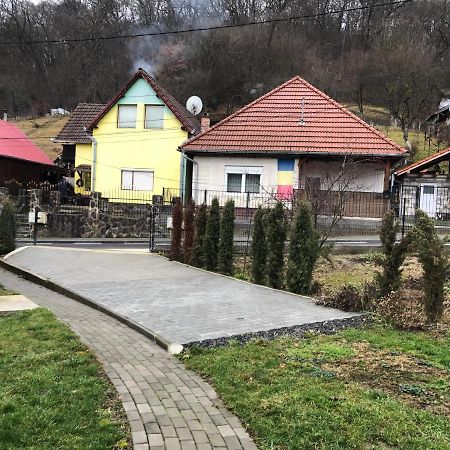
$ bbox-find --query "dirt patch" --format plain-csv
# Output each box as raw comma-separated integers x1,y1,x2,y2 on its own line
323,342,450,416
315,255,378,294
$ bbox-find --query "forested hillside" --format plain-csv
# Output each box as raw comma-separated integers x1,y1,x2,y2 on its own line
1,0,450,148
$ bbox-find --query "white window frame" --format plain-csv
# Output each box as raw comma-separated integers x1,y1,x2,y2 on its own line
145,104,165,129
121,168,154,191
117,104,137,128
225,166,262,193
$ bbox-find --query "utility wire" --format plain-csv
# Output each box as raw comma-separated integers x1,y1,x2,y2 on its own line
0,0,412,46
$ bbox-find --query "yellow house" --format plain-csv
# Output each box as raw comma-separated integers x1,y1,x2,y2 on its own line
56,69,199,200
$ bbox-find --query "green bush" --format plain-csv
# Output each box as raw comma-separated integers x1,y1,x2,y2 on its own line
169,198,183,261
0,200,16,255
218,199,235,275
286,199,320,295
251,207,267,284
191,204,207,267
266,202,286,289
412,209,449,323
183,200,195,263
203,197,221,271
376,209,411,297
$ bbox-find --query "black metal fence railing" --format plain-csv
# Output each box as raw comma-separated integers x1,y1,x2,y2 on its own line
4,180,450,242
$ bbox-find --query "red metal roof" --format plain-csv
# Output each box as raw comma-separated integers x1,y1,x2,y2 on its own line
395,147,450,176
181,76,407,157
0,121,54,166
88,69,200,134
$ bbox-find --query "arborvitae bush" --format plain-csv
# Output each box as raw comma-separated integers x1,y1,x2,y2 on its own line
169,198,183,261
413,209,449,323
0,200,16,255
183,200,195,263
218,199,235,275
251,207,267,284
203,197,221,271
377,209,411,297
286,199,320,294
266,201,286,289
191,204,207,267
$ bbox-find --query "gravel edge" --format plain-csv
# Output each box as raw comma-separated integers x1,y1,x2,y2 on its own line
183,314,372,349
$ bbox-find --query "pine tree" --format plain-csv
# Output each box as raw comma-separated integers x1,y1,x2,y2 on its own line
218,199,235,275
191,204,207,267
0,200,16,255
251,206,267,284
413,209,449,323
266,202,286,289
183,200,195,264
377,209,411,297
286,199,320,294
203,197,221,271
169,198,183,261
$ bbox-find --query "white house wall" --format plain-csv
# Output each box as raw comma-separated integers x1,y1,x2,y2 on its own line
193,155,278,207
300,160,385,193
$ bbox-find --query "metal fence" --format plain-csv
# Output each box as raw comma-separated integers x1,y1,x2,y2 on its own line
4,180,450,243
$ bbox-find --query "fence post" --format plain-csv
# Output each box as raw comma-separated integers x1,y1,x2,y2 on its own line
402,197,407,237
33,207,40,245
204,189,207,205
149,205,156,252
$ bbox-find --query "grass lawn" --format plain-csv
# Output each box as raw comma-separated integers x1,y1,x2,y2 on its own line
183,325,450,449
0,308,130,449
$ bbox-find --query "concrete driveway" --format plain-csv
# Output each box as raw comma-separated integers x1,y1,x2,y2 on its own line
5,246,359,344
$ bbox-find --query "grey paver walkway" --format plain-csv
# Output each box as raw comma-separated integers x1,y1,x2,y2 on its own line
6,246,358,344
0,268,257,450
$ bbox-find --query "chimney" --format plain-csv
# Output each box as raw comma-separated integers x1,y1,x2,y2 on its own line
200,112,210,132
3,109,7,121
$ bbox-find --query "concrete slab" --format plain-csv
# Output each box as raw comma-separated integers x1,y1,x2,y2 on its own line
0,294,39,312
5,246,359,344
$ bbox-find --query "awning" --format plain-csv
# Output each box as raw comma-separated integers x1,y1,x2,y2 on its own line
75,164,91,173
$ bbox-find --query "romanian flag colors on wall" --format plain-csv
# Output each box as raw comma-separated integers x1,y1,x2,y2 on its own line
277,159,295,199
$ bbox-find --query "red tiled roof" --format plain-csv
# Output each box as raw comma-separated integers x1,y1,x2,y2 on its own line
395,147,450,176
55,103,105,144
0,121,54,166
180,76,407,158
88,69,200,134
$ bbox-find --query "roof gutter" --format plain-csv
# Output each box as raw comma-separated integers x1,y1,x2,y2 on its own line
181,149,406,158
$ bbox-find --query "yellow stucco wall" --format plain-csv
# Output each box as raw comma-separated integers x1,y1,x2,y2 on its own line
73,77,190,199
91,103,187,198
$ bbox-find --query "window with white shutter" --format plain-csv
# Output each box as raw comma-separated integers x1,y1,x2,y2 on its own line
118,105,137,128
121,169,154,191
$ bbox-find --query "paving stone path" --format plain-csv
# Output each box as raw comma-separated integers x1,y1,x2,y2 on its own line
6,246,358,344
0,268,257,450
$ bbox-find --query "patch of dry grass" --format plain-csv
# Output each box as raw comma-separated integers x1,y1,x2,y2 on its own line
12,115,68,160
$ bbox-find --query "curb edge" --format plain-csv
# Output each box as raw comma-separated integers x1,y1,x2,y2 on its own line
0,258,181,354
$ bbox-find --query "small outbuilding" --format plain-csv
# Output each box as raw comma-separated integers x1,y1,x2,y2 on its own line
0,119,58,188
394,148,450,218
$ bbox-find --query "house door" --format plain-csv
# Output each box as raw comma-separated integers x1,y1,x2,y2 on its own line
420,184,437,218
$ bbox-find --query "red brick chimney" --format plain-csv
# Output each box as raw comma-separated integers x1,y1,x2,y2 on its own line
200,112,210,132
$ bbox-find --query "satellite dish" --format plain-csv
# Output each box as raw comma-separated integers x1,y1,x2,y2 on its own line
186,96,203,115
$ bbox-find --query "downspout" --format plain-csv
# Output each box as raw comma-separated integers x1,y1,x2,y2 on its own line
84,127,97,192
90,137,97,193
181,149,198,202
